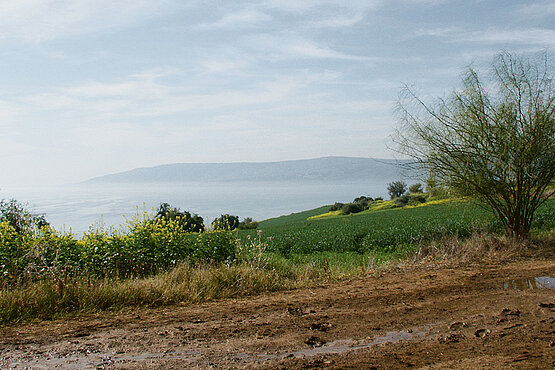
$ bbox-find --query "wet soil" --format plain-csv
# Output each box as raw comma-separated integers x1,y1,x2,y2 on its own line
1,259,554,369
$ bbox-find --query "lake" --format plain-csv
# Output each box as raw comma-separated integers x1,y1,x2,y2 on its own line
1,181,393,236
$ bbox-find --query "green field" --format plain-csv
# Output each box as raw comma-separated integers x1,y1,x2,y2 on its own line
240,198,554,257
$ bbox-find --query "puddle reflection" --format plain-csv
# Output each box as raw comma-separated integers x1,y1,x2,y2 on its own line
503,276,555,290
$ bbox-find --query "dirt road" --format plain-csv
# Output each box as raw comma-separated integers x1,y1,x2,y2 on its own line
1,259,554,369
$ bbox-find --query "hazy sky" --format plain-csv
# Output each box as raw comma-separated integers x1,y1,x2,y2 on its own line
1,0,553,185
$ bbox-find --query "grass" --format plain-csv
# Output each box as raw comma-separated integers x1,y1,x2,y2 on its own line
241,198,498,255
0,257,376,325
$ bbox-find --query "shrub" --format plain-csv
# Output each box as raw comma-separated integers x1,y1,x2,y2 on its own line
238,217,259,230
388,181,407,199
0,221,27,281
155,202,204,233
0,199,48,235
212,214,240,231
341,202,365,215
353,196,373,208
409,183,423,194
395,194,427,207
329,202,344,212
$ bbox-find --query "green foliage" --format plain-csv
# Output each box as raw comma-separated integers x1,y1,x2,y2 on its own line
235,230,268,268
0,199,48,235
155,202,205,233
341,202,365,215
387,181,407,199
329,202,344,212
331,196,374,215
409,183,423,194
396,51,555,237
212,214,240,230
0,221,26,281
238,217,259,230
394,193,427,207
1,205,236,284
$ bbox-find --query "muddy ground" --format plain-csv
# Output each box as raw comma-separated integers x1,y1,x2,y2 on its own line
1,259,554,369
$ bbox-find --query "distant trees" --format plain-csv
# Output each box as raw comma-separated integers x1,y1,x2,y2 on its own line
395,51,554,238
387,181,407,199
155,202,205,233
329,195,374,215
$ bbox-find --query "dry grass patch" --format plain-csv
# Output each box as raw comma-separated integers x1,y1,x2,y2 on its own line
410,231,554,266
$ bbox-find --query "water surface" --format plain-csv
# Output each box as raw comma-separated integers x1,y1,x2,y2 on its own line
1,180,392,236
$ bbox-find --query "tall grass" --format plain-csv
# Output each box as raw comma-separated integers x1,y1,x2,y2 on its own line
0,254,383,325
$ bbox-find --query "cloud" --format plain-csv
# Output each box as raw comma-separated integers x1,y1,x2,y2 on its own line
245,34,372,61
261,0,380,13
0,0,175,43
410,26,555,47
307,14,365,29
0,101,20,127
201,59,249,74
457,28,555,46
411,27,461,38
518,1,555,19
195,9,272,30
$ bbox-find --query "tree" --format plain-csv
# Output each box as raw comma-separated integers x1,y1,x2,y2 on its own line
238,217,259,230
0,199,48,234
409,183,423,194
211,214,239,231
387,181,407,199
395,51,554,238
155,202,204,233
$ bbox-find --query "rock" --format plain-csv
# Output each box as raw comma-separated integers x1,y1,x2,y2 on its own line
500,308,520,317
310,322,333,332
305,336,326,347
287,306,305,316
449,321,468,331
438,333,464,343
474,329,491,338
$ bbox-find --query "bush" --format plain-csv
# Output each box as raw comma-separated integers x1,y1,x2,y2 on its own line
1,204,238,283
409,183,423,194
155,202,204,233
353,196,373,208
395,194,427,207
238,217,259,230
329,202,344,212
388,181,407,199
212,214,240,231
341,202,366,215
0,199,48,235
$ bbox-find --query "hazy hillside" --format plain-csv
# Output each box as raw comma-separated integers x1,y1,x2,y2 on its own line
85,156,412,184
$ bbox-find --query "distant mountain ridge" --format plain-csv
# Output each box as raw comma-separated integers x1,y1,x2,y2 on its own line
85,156,412,184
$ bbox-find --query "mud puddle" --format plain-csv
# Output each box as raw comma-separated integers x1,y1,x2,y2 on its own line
503,276,555,290
7,350,203,368
236,326,431,362
11,328,431,368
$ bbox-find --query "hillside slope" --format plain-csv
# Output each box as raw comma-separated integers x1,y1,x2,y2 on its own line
85,156,411,183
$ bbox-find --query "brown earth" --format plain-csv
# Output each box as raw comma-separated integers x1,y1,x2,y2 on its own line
1,259,554,369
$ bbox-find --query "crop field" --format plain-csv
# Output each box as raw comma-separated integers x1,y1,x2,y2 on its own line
241,199,555,257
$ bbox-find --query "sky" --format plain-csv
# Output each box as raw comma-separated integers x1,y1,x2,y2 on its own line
0,0,553,186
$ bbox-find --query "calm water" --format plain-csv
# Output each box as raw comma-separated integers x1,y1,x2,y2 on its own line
1,181,392,236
